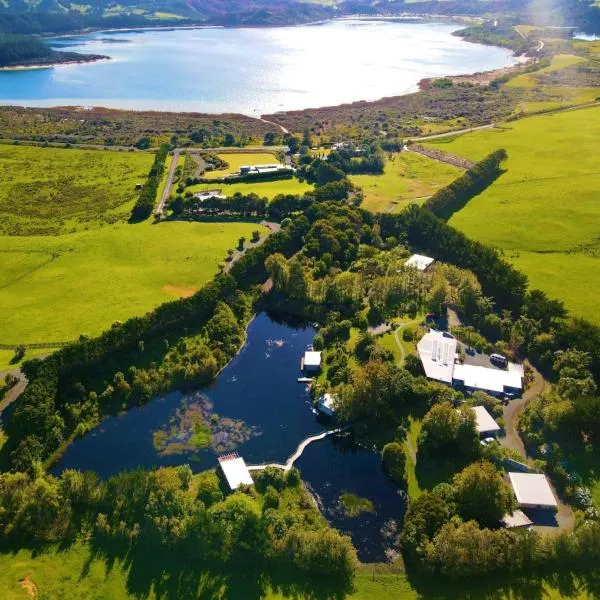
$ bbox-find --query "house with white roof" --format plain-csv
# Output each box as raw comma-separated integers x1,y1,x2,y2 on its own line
405,254,435,271
417,329,523,397
218,453,254,491
303,351,322,372
416,329,458,385
471,405,501,436
317,393,337,417
508,472,558,510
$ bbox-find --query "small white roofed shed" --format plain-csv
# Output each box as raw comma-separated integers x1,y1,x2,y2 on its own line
218,454,254,491
317,393,336,417
303,351,322,372
471,405,501,436
417,329,457,385
405,253,435,271
509,472,558,510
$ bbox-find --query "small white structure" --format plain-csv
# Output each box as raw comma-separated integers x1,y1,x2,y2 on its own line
193,189,225,201
472,405,501,436
238,164,293,176
218,453,253,491
303,351,322,372
453,363,523,397
417,329,457,385
509,472,558,510
502,509,533,529
317,393,336,417
405,254,435,271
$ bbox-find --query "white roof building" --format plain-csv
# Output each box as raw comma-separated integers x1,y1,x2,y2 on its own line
317,393,336,417
405,254,435,271
453,363,523,396
218,454,254,491
193,189,225,201
471,405,501,435
303,351,322,371
509,472,558,510
417,330,457,385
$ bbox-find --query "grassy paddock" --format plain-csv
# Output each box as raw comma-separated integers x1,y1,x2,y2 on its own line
0,220,265,345
351,152,462,213
0,543,593,600
424,106,600,323
0,145,153,235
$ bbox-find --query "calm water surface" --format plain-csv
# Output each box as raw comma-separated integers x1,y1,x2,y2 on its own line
0,20,518,114
52,312,405,561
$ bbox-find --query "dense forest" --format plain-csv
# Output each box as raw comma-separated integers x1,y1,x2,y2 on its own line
0,33,105,67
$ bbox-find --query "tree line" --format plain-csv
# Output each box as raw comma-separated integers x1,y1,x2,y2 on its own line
423,149,507,221
130,144,169,222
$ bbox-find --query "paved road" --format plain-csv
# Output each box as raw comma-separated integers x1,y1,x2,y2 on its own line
0,368,26,415
155,149,181,215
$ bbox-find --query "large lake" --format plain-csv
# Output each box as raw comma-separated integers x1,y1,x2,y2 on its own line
0,19,518,114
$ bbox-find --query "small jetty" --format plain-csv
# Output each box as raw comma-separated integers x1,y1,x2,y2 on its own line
297,377,313,383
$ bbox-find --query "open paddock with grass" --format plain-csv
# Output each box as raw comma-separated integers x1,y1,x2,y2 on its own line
351,152,462,213
0,144,153,235
0,542,593,600
186,178,313,200
0,220,265,345
423,106,600,323
202,152,281,179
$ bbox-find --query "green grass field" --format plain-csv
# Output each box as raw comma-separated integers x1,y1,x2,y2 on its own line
0,145,153,235
351,152,462,213
203,152,280,179
424,106,600,323
0,144,264,345
0,220,264,345
187,177,313,199
0,543,592,600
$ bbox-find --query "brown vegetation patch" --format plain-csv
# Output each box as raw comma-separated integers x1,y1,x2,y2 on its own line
162,284,197,298
18,576,38,599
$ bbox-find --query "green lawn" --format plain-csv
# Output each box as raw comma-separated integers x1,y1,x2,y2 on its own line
0,543,593,600
424,106,600,323
203,152,280,179
351,152,462,213
186,177,313,200
0,145,152,235
0,220,264,345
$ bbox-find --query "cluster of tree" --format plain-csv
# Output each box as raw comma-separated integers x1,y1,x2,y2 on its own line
423,149,507,221
382,204,528,313
172,192,268,218
417,401,480,461
326,143,385,175
0,33,106,67
130,144,169,222
401,462,600,578
0,464,357,588
297,158,346,186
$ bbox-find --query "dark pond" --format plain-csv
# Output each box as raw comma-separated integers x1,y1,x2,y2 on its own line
52,311,405,562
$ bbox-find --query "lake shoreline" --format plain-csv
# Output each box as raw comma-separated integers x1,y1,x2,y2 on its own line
0,56,111,72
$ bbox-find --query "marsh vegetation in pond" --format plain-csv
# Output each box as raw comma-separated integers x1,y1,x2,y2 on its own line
0,20,518,113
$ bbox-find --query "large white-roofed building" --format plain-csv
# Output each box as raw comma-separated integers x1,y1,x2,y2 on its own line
405,254,435,271
471,405,501,436
417,329,458,385
417,330,523,397
218,453,254,491
508,472,558,510
453,363,523,397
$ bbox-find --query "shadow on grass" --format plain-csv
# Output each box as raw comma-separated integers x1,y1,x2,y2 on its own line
405,566,600,600
81,537,353,600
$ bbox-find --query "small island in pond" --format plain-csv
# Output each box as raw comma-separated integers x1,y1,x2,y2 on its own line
0,33,108,69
